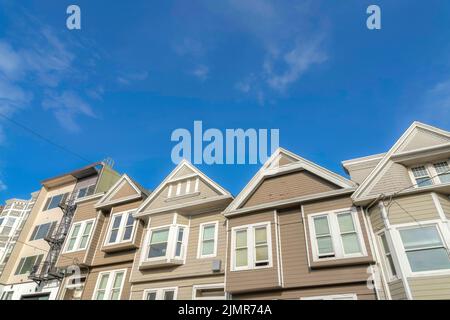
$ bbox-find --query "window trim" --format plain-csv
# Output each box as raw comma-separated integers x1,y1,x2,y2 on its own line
76,184,96,199
377,231,398,281
29,221,56,241
63,219,95,253
143,224,189,263
197,221,219,259
308,207,367,262
103,210,137,247
192,283,226,300
408,159,450,188
230,222,273,271
143,287,178,300
92,269,127,300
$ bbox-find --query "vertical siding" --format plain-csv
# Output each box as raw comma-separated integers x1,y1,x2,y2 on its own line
387,193,439,225
408,275,450,300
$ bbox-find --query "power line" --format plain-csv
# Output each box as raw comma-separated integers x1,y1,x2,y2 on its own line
0,112,92,164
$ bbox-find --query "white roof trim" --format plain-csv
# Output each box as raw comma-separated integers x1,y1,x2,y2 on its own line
95,174,143,208
223,147,356,213
352,121,450,200
135,160,232,215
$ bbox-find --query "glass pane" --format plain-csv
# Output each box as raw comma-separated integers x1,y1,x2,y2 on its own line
79,235,89,249
113,272,124,288
95,290,105,300
146,292,157,300
416,177,433,187
255,227,267,244
163,290,175,300
20,256,35,274
202,240,214,255
71,224,81,239
255,245,268,261
123,226,133,241
148,243,168,258
438,173,450,183
235,248,248,267
387,256,397,277
47,194,63,210
110,289,120,300
83,222,93,236
126,213,134,226
109,229,118,243
67,238,77,251
406,248,450,272
151,229,169,244
112,215,122,229
35,223,50,240
98,274,109,290
399,226,443,250
317,236,333,255
236,230,247,248
175,242,182,257
341,233,361,254
412,166,428,178
337,213,355,233
203,225,215,240
380,234,390,254
314,216,330,236
434,162,449,174
177,228,184,242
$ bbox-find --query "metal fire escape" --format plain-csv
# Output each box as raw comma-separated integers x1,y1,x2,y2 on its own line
29,192,77,285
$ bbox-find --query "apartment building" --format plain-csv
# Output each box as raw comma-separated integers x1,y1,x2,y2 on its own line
129,160,233,300
0,193,38,277
344,122,450,300
56,174,148,300
0,162,120,300
223,148,378,300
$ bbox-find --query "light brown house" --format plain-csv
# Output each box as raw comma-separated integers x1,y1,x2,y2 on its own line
345,122,450,300
129,160,233,300
56,174,148,300
223,148,379,300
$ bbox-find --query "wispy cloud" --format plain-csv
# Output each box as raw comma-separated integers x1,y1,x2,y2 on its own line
0,178,6,192
117,71,149,86
421,80,450,123
192,65,209,81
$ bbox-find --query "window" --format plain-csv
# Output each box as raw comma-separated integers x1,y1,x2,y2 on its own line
76,185,96,199
144,287,177,300
434,161,450,184
64,220,94,252
15,254,44,275
399,225,450,273
43,193,69,211
231,222,272,271
93,270,126,300
301,294,357,300
309,209,366,261
1,291,13,300
167,178,199,198
198,222,218,258
193,284,226,300
379,233,397,279
145,225,188,261
411,166,433,187
29,222,57,241
0,217,16,236
105,211,136,245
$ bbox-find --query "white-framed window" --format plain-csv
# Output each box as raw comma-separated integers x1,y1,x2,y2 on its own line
167,177,200,199
144,287,177,300
398,224,450,273
76,185,96,199
1,291,13,300
0,217,16,236
231,222,272,271
64,219,95,253
144,224,188,262
197,221,218,258
192,284,226,300
105,211,136,246
301,293,357,300
409,160,450,187
93,269,126,300
308,208,367,261
378,232,397,280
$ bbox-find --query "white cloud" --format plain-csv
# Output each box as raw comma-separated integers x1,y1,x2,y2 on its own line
422,80,450,122
174,38,205,57
117,71,149,85
192,65,209,81
0,178,6,192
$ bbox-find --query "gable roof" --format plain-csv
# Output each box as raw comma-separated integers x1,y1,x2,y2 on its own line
352,121,450,201
135,160,232,216
95,174,149,209
224,148,356,214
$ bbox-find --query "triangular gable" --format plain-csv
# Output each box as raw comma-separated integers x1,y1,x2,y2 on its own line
224,148,356,213
95,174,145,208
136,160,232,214
352,122,450,200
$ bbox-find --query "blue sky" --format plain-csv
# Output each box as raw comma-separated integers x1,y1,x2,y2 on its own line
1,0,450,202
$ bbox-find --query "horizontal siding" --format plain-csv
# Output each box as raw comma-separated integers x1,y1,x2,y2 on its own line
388,279,407,300
409,275,450,300
387,193,439,225
397,128,449,152
437,194,450,220
242,171,339,208
110,181,139,201
368,162,412,197
368,205,384,232
302,196,352,215
73,199,98,222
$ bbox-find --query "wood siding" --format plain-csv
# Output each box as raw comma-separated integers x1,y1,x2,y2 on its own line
408,275,450,300
387,193,439,225
368,162,412,197
368,205,385,232
388,279,407,300
110,181,139,201
397,128,449,153
437,193,450,219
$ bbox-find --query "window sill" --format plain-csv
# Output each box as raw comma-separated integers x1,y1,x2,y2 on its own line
102,241,137,253
139,258,184,270
310,256,374,269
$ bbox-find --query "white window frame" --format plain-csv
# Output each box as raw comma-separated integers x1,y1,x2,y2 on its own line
301,293,357,300
391,221,450,277
143,287,178,300
308,208,367,262
142,224,189,263
192,283,226,300
92,269,127,300
76,184,95,199
167,177,200,199
230,222,273,271
408,159,450,188
63,219,95,253
197,221,219,259
104,210,137,246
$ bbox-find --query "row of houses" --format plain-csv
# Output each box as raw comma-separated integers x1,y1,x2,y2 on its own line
0,121,449,300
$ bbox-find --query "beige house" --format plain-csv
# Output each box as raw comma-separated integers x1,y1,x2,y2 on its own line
344,122,450,300
223,148,378,300
56,174,148,300
129,160,233,300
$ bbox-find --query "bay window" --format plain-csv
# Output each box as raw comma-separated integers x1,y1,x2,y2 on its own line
105,211,136,245
145,225,188,261
409,160,450,187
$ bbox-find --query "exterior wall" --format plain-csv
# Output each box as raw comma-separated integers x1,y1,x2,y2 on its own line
242,171,339,208
0,280,60,300
368,205,384,233
368,162,412,197
388,279,407,300
397,128,449,153
408,275,450,300
344,157,383,185
437,193,450,219
387,193,440,225
110,183,139,201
